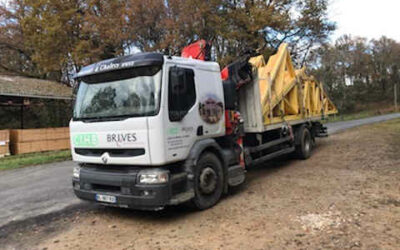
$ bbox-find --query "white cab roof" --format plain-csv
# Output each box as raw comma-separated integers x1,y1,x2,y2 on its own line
164,56,221,72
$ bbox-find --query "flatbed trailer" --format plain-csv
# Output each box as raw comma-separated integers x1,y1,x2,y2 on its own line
240,43,337,133
225,43,337,167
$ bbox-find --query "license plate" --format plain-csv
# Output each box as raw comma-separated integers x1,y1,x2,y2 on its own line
95,194,117,203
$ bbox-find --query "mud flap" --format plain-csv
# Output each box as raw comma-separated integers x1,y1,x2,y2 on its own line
227,165,245,187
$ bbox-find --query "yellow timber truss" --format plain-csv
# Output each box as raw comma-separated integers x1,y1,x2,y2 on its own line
249,43,338,125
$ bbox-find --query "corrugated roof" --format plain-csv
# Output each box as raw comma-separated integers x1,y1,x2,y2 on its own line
0,75,72,100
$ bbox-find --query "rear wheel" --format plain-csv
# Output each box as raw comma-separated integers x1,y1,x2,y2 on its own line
191,152,224,210
295,126,312,159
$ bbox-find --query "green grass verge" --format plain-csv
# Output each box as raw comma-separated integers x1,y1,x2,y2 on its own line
325,109,398,123
371,118,400,133
372,118,400,151
0,150,71,171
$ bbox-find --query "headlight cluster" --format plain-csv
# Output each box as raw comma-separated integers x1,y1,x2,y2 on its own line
73,166,81,179
138,170,169,184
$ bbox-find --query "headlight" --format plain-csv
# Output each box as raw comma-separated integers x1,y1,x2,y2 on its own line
138,170,169,184
73,166,81,179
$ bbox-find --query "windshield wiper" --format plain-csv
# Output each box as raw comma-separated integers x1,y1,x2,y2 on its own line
73,113,154,122
73,115,128,122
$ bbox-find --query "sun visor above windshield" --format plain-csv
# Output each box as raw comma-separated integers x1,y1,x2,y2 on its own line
74,53,164,79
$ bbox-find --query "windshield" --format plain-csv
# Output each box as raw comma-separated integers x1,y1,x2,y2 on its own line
74,66,162,120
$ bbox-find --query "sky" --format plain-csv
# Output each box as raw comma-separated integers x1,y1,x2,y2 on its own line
329,0,400,42
1,0,399,42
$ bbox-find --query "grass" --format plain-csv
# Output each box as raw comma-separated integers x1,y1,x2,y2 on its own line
0,150,71,171
372,118,400,153
371,118,400,135
324,109,399,123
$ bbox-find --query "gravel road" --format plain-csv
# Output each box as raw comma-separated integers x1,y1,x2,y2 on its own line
0,113,399,229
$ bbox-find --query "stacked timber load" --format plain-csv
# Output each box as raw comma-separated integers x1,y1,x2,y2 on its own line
239,43,338,133
10,127,70,155
0,130,10,157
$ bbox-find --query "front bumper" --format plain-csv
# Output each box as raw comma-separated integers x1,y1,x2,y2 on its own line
72,165,192,210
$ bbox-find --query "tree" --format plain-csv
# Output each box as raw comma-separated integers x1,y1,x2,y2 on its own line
0,0,39,77
74,0,130,65
312,35,400,113
0,0,335,82
19,0,86,81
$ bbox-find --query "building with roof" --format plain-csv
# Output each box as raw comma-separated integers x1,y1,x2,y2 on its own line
0,75,73,128
0,75,72,100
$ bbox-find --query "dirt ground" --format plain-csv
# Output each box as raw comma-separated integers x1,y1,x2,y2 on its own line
1,119,399,250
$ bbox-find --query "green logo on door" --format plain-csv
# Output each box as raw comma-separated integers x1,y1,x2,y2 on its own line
73,133,99,147
168,127,179,135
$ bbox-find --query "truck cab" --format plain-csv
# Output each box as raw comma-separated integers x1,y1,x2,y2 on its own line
71,53,241,210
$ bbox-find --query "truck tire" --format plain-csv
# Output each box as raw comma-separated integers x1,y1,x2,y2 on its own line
191,152,224,210
295,126,312,159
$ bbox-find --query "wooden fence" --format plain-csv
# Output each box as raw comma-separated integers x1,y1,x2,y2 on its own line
9,127,70,155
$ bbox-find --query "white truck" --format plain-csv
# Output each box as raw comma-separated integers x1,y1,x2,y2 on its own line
70,42,336,210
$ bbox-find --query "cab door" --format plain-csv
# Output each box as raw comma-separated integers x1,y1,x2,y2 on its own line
164,65,200,162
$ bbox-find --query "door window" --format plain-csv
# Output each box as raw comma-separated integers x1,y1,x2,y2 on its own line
168,67,196,121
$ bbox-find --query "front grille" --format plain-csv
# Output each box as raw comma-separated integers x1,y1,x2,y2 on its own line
75,148,145,157
91,184,121,193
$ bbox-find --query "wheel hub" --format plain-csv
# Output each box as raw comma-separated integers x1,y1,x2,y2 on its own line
305,136,311,152
199,167,217,195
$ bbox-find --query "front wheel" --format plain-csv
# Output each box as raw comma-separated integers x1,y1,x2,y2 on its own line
191,152,224,210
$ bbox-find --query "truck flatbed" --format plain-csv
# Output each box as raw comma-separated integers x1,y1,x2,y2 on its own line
239,43,337,133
